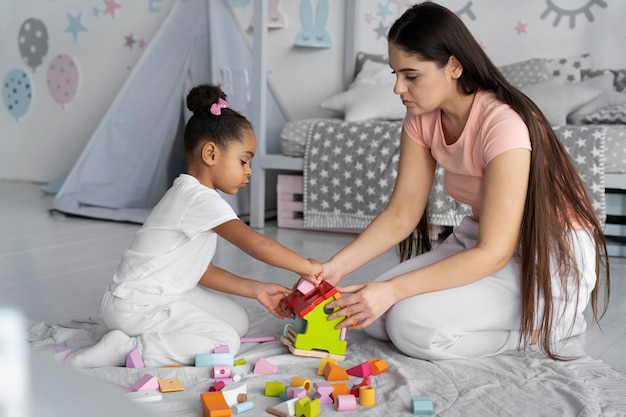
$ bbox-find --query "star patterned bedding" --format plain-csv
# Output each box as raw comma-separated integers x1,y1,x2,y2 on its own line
293,119,607,231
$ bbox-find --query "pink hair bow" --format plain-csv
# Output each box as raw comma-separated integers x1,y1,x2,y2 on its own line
210,98,229,116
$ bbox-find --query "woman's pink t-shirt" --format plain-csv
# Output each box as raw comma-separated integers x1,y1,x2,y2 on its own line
403,90,531,218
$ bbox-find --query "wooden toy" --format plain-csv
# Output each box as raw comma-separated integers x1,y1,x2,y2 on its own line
359,386,376,407
201,391,231,417
295,397,320,417
240,335,276,343
158,378,184,393
280,280,347,360
126,390,163,403
196,353,235,368
266,398,298,417
286,386,306,399
213,365,231,379
264,381,286,397
347,361,371,378
330,383,349,401
53,346,72,361
220,382,247,407
312,381,334,405
231,400,253,414
125,347,144,368
349,376,371,397
367,358,388,375
334,394,357,411
317,358,337,375
209,380,226,392
324,361,349,381
411,397,434,415
289,376,312,393
233,358,247,366
296,277,316,294
214,345,230,353
131,373,159,391
162,364,183,368
253,357,278,374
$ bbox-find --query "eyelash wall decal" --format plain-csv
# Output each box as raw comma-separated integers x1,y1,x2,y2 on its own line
456,1,477,21
541,0,608,29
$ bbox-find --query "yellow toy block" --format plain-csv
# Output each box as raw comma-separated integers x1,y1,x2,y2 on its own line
295,397,320,417
290,376,312,393
317,358,337,376
158,378,184,393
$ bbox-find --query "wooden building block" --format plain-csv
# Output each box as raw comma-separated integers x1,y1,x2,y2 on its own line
334,394,357,411
195,353,234,368
359,386,376,407
367,357,388,375
317,358,337,375
266,398,298,417
220,381,247,407
289,376,312,393
347,361,372,378
131,373,159,391
213,365,231,378
330,383,349,401
295,397,320,417
411,397,434,415
324,361,349,381
158,378,184,393
312,381,334,405
264,381,286,397
201,391,232,417
125,347,144,368
253,357,278,374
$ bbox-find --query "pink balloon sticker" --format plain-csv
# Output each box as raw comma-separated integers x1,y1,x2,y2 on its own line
47,54,79,108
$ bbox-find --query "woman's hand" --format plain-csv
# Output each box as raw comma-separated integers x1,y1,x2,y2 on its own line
325,281,397,330
256,283,294,320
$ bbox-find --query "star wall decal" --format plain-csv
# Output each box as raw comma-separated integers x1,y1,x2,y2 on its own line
65,11,88,42
124,34,136,48
104,0,122,18
515,21,528,34
373,21,388,39
377,3,393,21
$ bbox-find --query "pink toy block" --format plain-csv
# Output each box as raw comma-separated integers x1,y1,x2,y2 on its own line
131,374,159,391
213,365,231,379
253,357,278,374
296,277,316,295
287,386,307,400
126,348,145,368
312,382,333,405
340,327,347,341
209,380,226,392
334,394,357,411
213,345,230,353
347,362,371,378
240,335,276,343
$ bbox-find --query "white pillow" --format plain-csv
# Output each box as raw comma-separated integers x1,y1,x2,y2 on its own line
320,82,406,121
521,80,602,125
352,59,393,85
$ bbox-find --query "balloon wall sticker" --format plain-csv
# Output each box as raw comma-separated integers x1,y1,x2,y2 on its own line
18,18,49,72
2,69,34,121
47,54,80,109
294,0,331,48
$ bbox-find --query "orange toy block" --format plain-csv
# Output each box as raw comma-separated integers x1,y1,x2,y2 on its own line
201,392,231,417
324,361,349,381
317,358,337,376
367,358,388,375
330,383,350,401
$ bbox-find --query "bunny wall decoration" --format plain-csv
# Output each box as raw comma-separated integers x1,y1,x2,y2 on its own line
268,0,287,28
294,0,332,48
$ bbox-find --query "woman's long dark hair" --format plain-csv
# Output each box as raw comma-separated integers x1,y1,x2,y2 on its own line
389,2,610,360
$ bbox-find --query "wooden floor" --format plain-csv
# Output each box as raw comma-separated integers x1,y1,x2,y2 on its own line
1,180,624,375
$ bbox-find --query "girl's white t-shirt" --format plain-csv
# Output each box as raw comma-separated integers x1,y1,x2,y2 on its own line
109,174,238,301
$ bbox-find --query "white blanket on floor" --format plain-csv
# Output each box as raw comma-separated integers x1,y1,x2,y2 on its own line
29,306,626,416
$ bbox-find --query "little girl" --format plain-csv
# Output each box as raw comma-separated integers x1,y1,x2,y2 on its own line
66,84,322,367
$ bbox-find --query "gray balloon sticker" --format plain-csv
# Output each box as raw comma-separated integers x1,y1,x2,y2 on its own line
18,18,49,72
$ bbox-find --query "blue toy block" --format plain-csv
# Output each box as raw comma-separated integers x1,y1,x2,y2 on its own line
411,397,433,415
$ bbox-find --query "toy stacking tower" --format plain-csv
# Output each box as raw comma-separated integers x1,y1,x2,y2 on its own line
281,279,348,360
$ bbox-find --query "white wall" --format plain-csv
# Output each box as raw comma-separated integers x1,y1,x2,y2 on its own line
1,0,625,183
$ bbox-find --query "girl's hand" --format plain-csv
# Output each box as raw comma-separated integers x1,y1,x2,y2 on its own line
301,258,324,285
325,281,397,330
321,261,344,287
256,283,295,320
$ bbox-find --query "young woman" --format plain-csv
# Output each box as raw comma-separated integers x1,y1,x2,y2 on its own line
66,84,322,367
322,2,610,361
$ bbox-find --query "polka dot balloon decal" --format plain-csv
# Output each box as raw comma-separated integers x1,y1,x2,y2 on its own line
47,54,79,108
2,69,34,121
18,18,49,72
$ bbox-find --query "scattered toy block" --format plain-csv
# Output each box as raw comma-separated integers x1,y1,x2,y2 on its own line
347,361,371,378
317,358,337,375
201,391,231,417
367,358,388,375
253,357,278,374
349,376,371,397
233,358,247,366
196,353,235,368
213,365,231,379
126,390,163,403
126,347,144,368
220,382,247,407
231,400,253,414
324,361,349,381
330,383,350,401
209,380,226,392
312,381,334,405
162,364,182,368
158,378,184,393
265,381,286,397
131,374,159,391
240,335,275,343
289,376,312,393
411,397,434,415
295,397,320,417
359,386,376,406
287,386,307,400
266,398,298,417
214,345,230,353
53,346,72,361
334,394,357,411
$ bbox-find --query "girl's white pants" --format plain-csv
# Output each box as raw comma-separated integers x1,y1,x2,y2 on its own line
101,286,249,366
365,217,597,360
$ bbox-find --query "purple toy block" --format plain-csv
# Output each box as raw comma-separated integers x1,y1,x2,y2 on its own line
126,347,145,368
287,386,307,400
214,345,230,353
334,394,357,411
131,374,159,391
312,381,334,405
